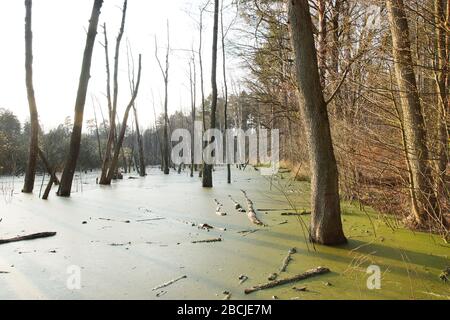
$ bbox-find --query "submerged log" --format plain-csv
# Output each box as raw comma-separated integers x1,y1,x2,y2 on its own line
280,248,297,273
228,195,245,213
244,266,331,294
152,275,187,291
191,238,222,244
281,211,311,216
241,190,263,225
0,232,56,245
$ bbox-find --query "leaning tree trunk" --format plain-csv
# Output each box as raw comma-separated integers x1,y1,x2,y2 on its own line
100,0,127,184
202,0,219,188
386,0,442,227
288,0,346,245
57,0,103,197
105,55,142,184
22,0,39,194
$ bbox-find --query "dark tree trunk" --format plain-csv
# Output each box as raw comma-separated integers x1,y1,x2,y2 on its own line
288,0,346,245
202,0,219,188
57,0,103,197
22,0,39,194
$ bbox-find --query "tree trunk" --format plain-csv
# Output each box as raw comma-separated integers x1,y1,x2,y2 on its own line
288,0,346,245
221,0,231,184
100,0,127,184
317,0,327,86
57,0,103,197
133,105,146,176
22,0,39,194
38,148,59,186
104,55,142,184
434,0,449,202
386,0,442,227
202,0,219,188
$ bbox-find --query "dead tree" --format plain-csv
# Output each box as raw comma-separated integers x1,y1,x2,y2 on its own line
288,0,346,245
155,22,171,175
22,0,39,193
189,51,197,178
221,0,231,184
104,55,142,184
57,0,103,197
127,42,145,177
100,0,127,185
202,0,219,188
91,96,103,163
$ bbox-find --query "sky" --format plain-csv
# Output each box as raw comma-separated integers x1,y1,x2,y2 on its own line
0,0,241,131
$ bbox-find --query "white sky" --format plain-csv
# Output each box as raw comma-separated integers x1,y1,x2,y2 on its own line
0,0,240,131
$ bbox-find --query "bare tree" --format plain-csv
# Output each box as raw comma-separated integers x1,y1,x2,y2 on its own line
386,0,443,228
104,55,143,184
221,0,231,184
22,0,39,193
100,0,127,185
127,42,145,177
288,0,346,245
57,0,103,197
202,0,220,188
155,21,171,175
189,51,197,178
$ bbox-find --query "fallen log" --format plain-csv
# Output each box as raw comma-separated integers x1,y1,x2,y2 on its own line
152,275,187,291
241,190,263,226
214,199,227,216
280,248,296,273
281,211,311,216
228,195,245,213
0,232,57,245
191,238,222,244
244,267,331,294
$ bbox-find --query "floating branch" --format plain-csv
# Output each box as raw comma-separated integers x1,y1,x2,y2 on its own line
198,223,226,232
0,232,57,245
281,211,311,216
244,267,331,294
191,238,222,244
152,275,187,291
228,195,245,213
214,199,227,216
241,190,263,225
280,248,297,273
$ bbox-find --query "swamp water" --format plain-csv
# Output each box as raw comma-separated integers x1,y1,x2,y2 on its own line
0,167,448,299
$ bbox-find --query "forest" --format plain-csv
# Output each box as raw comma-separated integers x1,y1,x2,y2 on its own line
0,0,449,301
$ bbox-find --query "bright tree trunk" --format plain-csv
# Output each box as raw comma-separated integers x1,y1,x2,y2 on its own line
386,0,442,227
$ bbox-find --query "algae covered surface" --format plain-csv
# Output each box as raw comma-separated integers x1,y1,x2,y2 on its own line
0,167,448,299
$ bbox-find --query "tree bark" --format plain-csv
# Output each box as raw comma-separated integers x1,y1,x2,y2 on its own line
57,0,103,197
99,0,127,184
22,0,39,194
202,0,219,188
288,0,346,245
434,0,449,202
317,0,327,86
104,55,142,184
221,0,231,184
133,105,146,176
386,0,442,227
